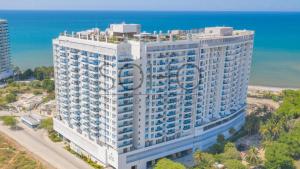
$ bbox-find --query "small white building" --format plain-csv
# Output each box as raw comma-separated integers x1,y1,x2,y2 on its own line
21,115,40,128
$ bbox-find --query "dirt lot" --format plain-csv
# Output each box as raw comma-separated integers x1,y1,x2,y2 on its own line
0,131,50,169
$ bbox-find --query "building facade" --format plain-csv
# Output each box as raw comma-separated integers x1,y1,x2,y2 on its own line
53,24,254,169
0,19,12,80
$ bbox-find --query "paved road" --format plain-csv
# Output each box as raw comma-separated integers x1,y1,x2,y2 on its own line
0,122,92,169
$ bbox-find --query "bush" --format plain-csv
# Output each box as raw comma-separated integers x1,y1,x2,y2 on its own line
265,142,295,169
278,122,300,159
64,146,103,169
223,159,246,169
154,158,186,169
0,116,17,128
193,151,215,169
48,130,62,142
42,79,55,93
222,142,241,160
39,118,53,131
208,143,224,154
5,92,17,103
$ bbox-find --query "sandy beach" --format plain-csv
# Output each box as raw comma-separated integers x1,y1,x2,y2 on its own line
248,85,298,93
247,85,299,113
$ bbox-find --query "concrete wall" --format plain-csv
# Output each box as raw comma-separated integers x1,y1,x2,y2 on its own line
54,119,120,169
54,109,245,169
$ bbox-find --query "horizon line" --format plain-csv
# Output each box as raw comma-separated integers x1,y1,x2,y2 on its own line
1,9,300,12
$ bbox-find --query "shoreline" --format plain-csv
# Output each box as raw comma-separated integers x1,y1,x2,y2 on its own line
248,85,299,93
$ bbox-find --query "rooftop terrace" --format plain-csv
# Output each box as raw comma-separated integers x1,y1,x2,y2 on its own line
59,23,254,44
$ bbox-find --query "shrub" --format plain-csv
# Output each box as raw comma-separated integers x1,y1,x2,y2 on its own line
155,158,186,169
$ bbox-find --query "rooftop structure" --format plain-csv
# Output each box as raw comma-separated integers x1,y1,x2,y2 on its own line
60,23,253,44
53,23,254,169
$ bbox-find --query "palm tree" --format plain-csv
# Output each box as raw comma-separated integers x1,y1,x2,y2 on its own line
259,124,270,140
246,147,261,166
245,114,260,135
260,116,286,141
13,66,21,80
193,150,202,166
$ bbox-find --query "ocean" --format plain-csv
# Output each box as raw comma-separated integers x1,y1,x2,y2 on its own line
0,11,300,88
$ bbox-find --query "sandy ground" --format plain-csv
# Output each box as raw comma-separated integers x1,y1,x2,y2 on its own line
248,85,298,93
0,130,55,169
0,122,93,169
247,97,280,109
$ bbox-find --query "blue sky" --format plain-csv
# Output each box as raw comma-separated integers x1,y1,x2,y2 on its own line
0,0,300,11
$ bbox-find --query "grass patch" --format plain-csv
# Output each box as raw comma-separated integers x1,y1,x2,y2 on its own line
39,118,62,142
65,145,103,169
48,130,62,142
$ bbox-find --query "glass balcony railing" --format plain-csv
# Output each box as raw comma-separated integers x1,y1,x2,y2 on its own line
118,128,133,135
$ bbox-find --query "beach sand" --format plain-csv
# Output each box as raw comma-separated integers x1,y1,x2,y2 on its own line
248,85,298,93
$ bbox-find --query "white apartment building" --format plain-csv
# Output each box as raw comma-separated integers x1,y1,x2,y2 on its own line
53,23,254,169
0,19,13,80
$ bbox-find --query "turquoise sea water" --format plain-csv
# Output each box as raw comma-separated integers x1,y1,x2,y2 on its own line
0,11,300,88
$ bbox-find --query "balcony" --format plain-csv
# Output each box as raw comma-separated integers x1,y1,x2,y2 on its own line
119,100,133,107
155,120,163,125
118,94,133,100
118,121,133,128
155,133,163,138
119,107,133,114
167,129,175,135
118,135,133,142
118,128,133,135
118,86,133,93
118,141,133,148
118,115,133,121
167,111,176,116
167,123,175,129
155,127,163,132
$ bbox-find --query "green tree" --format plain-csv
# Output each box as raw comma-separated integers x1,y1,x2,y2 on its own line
265,142,295,169
20,69,34,80
245,147,261,166
34,66,54,80
244,114,260,135
5,92,17,103
154,158,186,169
13,66,22,80
39,118,53,131
222,142,241,160
208,143,224,154
278,122,300,159
0,116,18,128
260,116,288,141
193,150,203,166
276,90,300,118
42,79,55,92
193,152,215,169
223,159,246,169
